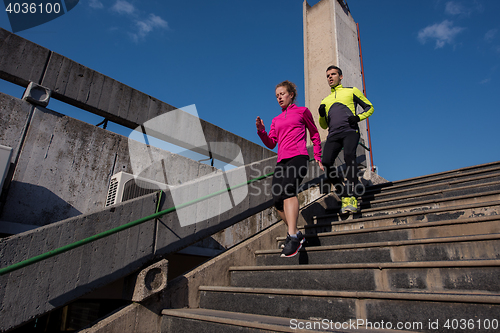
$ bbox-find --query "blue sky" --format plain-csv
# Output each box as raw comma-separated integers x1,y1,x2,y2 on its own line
1,0,499,182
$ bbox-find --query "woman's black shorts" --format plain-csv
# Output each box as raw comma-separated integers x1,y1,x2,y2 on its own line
271,155,309,211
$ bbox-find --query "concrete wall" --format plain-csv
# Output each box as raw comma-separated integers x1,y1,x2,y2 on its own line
303,0,371,169
0,92,217,226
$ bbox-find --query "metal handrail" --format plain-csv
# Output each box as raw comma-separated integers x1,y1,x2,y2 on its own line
357,22,375,171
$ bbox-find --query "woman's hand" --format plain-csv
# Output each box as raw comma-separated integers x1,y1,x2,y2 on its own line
316,159,324,171
256,116,265,131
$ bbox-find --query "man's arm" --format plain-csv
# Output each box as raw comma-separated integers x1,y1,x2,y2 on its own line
352,87,374,121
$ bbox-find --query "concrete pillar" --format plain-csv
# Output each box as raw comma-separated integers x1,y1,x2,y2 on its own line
303,0,371,170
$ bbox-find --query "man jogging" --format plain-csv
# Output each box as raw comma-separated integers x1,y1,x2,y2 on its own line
318,65,374,214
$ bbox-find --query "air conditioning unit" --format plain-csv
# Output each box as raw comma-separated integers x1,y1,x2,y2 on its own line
105,172,167,207
0,145,13,191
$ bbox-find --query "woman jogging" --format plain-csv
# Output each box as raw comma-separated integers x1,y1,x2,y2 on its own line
256,80,323,257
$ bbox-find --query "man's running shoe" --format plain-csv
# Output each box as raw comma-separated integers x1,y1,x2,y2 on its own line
344,196,358,213
340,197,349,214
280,231,305,257
340,196,358,214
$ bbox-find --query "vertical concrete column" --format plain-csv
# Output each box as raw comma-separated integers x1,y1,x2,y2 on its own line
304,0,338,143
303,0,371,170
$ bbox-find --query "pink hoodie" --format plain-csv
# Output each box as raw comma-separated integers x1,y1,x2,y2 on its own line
258,104,322,162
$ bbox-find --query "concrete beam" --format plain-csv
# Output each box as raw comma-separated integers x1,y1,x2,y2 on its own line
0,28,49,86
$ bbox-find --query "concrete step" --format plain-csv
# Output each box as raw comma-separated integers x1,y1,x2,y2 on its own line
229,260,500,294
198,286,500,333
283,214,500,249
314,191,500,226
161,308,411,333
160,162,500,333
256,233,500,266
361,171,500,203
364,161,500,194
323,165,500,212
308,200,500,235
358,181,500,211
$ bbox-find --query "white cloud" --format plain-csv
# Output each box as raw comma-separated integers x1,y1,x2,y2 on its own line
97,0,168,42
88,0,103,9
418,20,465,48
444,0,484,16
130,14,169,42
147,14,168,29
111,0,136,15
445,1,468,16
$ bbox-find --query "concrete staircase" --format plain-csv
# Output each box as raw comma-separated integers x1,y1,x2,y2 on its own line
161,161,500,332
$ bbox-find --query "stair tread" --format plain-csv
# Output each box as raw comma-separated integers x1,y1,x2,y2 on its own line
341,189,500,215
363,170,500,199
287,214,500,241
360,180,500,206
364,161,500,193
230,259,500,272
162,308,299,332
260,232,500,255
199,285,500,303
312,198,500,223
161,308,413,332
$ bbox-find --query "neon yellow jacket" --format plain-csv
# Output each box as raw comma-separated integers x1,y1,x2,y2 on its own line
319,84,373,137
